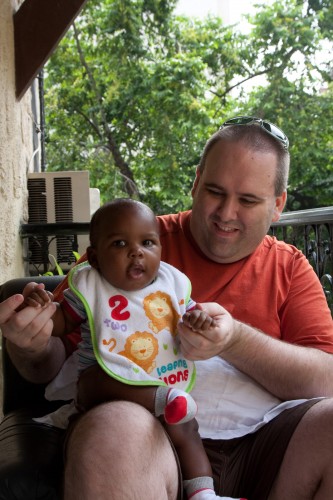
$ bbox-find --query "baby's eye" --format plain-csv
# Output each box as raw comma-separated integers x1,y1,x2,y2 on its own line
112,240,126,247
143,239,154,247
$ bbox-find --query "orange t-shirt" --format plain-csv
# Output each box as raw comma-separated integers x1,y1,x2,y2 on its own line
54,210,333,353
158,211,333,352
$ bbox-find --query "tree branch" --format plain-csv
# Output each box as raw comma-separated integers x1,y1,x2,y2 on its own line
72,21,140,197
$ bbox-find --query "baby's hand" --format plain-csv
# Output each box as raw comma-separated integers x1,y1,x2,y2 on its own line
179,302,234,361
182,307,217,333
19,282,54,309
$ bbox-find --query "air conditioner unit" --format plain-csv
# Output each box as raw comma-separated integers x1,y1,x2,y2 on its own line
27,171,99,275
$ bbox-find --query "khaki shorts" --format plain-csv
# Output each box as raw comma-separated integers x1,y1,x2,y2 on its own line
202,399,320,499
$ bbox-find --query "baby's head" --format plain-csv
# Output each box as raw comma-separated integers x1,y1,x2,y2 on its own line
87,198,162,291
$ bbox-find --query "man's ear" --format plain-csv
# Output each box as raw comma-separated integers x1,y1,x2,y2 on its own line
87,246,99,269
191,167,201,197
272,191,287,223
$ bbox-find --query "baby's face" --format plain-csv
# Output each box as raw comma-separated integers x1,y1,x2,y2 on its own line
89,206,161,291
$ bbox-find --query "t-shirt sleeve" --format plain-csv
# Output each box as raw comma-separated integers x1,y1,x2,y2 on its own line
279,251,333,353
186,297,196,311
63,288,86,323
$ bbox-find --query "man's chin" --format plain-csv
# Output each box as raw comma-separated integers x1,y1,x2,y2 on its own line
204,242,243,264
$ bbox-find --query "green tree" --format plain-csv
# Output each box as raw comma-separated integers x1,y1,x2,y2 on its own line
234,0,333,209
45,0,217,213
44,0,333,213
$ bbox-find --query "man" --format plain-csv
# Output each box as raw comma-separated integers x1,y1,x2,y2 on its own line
2,116,333,499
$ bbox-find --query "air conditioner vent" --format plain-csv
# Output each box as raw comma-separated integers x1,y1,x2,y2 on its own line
26,171,96,275
27,178,47,223
54,177,73,221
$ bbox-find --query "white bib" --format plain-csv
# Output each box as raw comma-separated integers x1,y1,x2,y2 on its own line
69,261,196,392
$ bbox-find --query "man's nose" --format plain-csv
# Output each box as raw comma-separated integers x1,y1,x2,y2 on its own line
216,197,238,220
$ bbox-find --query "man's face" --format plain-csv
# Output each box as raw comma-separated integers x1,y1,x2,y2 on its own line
88,206,162,291
190,139,286,263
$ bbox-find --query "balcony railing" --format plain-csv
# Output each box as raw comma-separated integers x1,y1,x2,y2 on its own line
20,206,333,313
20,222,90,276
270,206,333,313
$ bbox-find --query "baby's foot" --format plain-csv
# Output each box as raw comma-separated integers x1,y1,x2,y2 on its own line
164,387,197,424
155,386,197,424
184,478,247,500
190,491,247,500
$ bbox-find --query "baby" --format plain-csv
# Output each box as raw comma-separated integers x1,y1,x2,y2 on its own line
24,198,246,500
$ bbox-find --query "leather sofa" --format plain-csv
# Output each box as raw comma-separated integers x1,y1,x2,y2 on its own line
0,276,66,499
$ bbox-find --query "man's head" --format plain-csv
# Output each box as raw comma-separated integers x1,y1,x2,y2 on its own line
87,198,161,291
198,117,290,196
190,117,290,263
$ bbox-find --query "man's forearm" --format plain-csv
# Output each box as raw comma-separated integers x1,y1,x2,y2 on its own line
223,321,333,400
6,336,66,384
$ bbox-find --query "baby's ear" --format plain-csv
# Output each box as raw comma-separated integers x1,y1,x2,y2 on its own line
87,246,99,269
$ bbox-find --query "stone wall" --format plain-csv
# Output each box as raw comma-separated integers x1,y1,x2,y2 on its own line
0,0,35,284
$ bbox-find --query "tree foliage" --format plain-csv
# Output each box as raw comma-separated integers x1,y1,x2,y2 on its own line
44,0,333,213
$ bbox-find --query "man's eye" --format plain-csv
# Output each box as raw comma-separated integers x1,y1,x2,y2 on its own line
241,199,257,206
207,188,223,196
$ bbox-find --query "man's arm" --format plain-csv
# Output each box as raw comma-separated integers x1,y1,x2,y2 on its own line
180,302,333,400
6,334,67,384
0,286,67,384
222,317,333,400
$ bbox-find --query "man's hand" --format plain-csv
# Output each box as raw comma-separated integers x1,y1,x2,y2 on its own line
0,293,25,322
1,285,57,355
178,302,237,360
0,289,66,383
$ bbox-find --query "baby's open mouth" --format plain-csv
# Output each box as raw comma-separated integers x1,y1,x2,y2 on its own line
127,264,145,279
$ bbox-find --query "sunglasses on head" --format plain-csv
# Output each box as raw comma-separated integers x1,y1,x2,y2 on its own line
220,116,289,150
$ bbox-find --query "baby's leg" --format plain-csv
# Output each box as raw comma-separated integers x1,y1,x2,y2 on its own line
94,378,196,424
96,376,157,412
166,421,247,500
